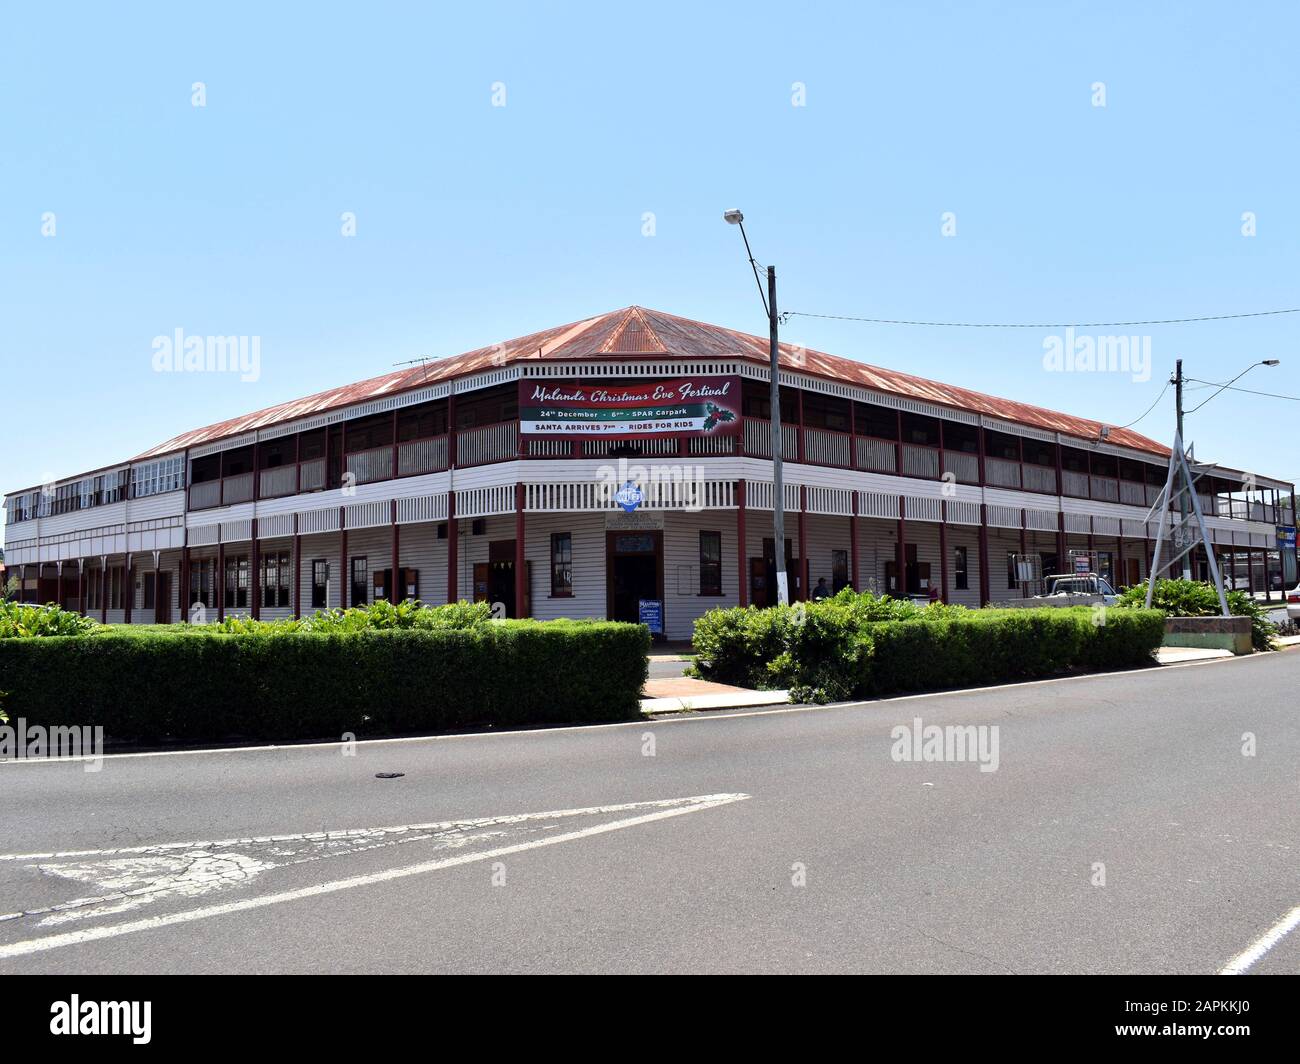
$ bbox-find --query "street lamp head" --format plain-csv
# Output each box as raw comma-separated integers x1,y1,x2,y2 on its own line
1262,359,1280,366
723,209,744,225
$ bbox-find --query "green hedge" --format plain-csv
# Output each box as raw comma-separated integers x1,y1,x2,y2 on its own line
0,621,649,742
863,608,1164,696
692,596,1165,703
1116,578,1277,651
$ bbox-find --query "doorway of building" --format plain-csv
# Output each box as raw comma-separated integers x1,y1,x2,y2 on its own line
473,540,526,618
750,537,794,607
155,572,172,623
606,531,662,625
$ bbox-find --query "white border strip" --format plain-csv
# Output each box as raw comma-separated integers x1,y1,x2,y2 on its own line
1219,904,1300,974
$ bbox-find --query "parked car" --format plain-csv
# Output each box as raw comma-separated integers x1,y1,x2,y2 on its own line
1042,574,1119,604
1287,585,1300,623
1002,573,1119,608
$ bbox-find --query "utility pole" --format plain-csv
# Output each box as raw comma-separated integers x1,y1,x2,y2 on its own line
725,209,788,605
768,265,788,605
1174,359,1191,578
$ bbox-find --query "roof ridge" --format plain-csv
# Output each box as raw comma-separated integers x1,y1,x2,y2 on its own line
597,306,670,354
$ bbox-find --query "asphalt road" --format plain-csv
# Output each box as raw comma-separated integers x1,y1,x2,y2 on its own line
1,650,1297,974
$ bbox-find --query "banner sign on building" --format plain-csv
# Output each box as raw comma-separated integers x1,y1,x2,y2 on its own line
519,376,741,438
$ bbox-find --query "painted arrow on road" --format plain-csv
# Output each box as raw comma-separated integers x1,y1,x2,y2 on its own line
0,793,750,961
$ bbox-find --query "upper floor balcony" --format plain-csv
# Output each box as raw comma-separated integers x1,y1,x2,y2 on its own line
131,378,1287,527
179,417,1289,528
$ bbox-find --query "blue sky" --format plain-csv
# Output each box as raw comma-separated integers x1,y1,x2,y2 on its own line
2,1,1296,530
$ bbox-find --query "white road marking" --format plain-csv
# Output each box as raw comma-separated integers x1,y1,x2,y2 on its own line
0,651,1266,766
0,793,749,960
1219,904,1300,974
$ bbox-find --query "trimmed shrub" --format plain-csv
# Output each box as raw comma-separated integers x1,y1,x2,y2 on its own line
693,596,1165,702
866,608,1164,695
0,600,99,639
205,599,493,635
1116,578,1277,652
0,620,649,742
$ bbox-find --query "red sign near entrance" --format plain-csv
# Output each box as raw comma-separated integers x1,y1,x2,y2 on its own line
519,376,741,438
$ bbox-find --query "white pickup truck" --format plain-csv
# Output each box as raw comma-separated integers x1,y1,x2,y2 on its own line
1003,573,1120,608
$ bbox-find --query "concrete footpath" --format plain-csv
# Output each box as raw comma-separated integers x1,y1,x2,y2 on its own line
641,637,1300,714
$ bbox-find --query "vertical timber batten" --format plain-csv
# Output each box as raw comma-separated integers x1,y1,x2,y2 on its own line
391,501,400,603
447,490,458,603
978,504,990,606
736,479,748,608
339,508,348,610
514,483,526,618
250,518,260,620
938,503,948,604
292,513,301,620
797,486,808,601
850,492,860,593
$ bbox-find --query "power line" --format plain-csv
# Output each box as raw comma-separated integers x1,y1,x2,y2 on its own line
780,308,1300,328
1185,377,1300,404
1109,380,1170,431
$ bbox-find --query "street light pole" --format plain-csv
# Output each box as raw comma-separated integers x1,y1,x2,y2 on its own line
1174,359,1190,578
724,209,788,605
767,264,788,605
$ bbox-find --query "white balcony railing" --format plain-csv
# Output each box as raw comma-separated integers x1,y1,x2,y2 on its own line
901,443,940,479
299,458,326,492
803,426,851,466
346,447,393,485
985,457,1022,489
526,437,572,457
222,472,254,504
1119,480,1146,506
1022,464,1057,493
458,421,518,466
1090,477,1120,503
398,436,448,475
742,419,797,460
189,480,221,510
689,434,738,455
259,465,299,498
583,436,679,457
942,450,979,484
856,436,896,473
1062,470,1090,498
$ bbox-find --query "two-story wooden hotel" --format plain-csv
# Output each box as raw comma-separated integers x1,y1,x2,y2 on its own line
4,307,1295,640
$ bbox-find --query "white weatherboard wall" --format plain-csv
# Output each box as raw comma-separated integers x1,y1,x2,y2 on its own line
398,521,448,607
744,510,803,599
456,514,514,608
947,526,981,608
664,509,738,640
908,521,942,600
525,512,605,622
299,532,342,610
858,517,896,596
803,512,852,594
987,529,1026,603
344,526,391,608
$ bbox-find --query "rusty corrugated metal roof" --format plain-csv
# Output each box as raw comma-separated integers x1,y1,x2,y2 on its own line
134,305,1170,460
